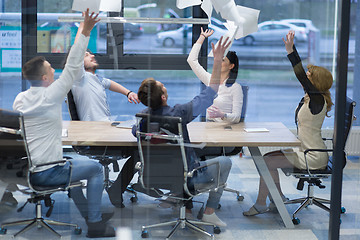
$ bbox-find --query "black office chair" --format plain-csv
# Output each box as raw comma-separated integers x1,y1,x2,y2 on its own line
282,97,356,225
135,113,224,239
66,90,137,201
0,108,83,237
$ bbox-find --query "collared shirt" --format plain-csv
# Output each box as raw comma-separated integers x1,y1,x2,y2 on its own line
71,70,111,121
133,86,217,170
13,34,89,172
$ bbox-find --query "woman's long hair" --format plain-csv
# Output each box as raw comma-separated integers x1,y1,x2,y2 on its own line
225,51,239,86
307,64,334,117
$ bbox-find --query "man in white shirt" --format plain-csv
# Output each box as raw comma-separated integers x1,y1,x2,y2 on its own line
68,23,140,209
71,22,140,121
12,9,115,238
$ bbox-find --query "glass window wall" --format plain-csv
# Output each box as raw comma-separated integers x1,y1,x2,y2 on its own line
0,1,359,239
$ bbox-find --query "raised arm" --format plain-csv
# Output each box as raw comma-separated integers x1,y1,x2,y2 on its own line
109,80,140,104
283,30,325,114
187,27,213,85
283,30,317,95
47,9,100,103
74,9,99,42
209,36,231,92
196,27,214,45
283,30,295,55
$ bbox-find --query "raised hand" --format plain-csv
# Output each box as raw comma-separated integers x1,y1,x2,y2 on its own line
207,106,225,119
209,36,231,91
127,92,140,104
212,36,231,61
81,8,100,37
200,27,214,38
282,30,295,54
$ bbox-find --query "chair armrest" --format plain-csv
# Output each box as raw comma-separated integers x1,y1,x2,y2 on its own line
303,148,333,176
32,160,67,168
304,148,333,155
187,161,222,191
30,159,75,191
322,138,333,142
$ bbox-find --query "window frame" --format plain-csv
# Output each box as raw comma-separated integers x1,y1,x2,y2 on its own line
22,1,209,72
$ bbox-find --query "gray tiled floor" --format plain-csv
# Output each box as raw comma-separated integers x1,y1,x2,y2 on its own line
1,150,359,240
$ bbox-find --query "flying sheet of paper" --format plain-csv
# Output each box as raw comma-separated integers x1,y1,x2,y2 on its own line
72,0,121,13
208,27,237,58
176,0,202,9
235,5,260,38
201,0,213,21
211,0,239,24
99,0,121,12
219,6,260,39
72,0,101,13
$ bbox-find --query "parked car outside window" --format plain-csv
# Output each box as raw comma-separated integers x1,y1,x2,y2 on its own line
156,21,227,48
280,19,319,34
240,21,307,45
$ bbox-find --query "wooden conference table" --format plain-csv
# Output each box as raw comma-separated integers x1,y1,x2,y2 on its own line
62,121,301,228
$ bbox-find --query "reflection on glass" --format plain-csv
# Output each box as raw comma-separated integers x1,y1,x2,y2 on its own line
36,13,79,53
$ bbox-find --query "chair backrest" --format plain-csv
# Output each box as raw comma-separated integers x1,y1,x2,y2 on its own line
342,97,356,147
66,90,80,121
240,84,249,122
135,113,191,197
0,108,28,160
1,108,81,193
136,113,182,136
329,97,356,169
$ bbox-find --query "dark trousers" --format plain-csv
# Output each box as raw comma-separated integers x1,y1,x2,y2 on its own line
108,147,138,196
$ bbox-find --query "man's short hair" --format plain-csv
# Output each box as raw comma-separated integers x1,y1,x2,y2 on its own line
22,56,46,81
138,77,163,109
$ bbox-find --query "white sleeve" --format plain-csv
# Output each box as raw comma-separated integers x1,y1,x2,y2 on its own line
12,92,24,112
224,83,243,123
187,43,211,86
45,34,89,103
102,77,112,89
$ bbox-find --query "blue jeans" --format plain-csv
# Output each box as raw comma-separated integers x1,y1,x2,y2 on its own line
31,158,104,223
190,156,232,209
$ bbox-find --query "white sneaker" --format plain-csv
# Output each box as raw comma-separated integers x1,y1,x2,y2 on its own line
202,212,227,227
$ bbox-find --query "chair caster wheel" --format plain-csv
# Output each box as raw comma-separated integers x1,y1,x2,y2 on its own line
141,230,149,238
237,195,244,201
292,217,300,225
130,196,138,203
74,227,82,235
0,228,7,234
341,207,346,213
213,226,221,234
217,203,221,209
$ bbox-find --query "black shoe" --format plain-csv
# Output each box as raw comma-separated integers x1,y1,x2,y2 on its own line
86,221,115,238
106,187,125,208
85,212,114,224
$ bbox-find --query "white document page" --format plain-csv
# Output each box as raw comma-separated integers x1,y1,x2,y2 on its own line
176,0,202,9
99,0,121,12
244,128,269,133
72,0,101,13
116,120,136,129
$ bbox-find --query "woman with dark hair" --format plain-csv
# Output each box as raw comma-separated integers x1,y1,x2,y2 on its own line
187,27,243,123
243,30,334,216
